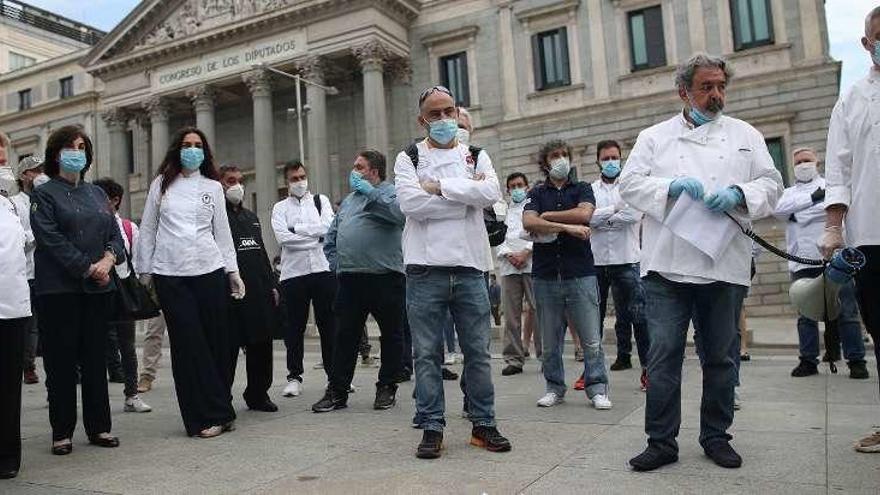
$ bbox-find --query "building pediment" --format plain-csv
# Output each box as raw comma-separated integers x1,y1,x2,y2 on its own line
82,0,420,76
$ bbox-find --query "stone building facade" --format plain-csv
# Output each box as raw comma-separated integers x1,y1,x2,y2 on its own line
16,0,834,317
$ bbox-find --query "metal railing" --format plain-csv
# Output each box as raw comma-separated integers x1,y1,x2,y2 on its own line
0,0,105,45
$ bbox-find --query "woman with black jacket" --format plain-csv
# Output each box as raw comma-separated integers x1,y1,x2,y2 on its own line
30,126,124,455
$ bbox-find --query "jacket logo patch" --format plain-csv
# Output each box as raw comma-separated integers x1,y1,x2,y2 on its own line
201,193,212,205
238,237,261,251
466,154,475,166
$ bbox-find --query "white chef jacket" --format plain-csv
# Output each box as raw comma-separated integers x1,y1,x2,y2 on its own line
0,196,31,319
394,139,502,272
135,171,238,277
494,200,532,276
773,176,827,273
619,113,783,286
9,192,34,280
114,213,139,279
271,191,334,281
825,68,880,247
589,179,642,266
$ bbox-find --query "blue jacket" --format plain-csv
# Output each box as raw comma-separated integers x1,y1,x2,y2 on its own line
30,177,124,295
324,181,405,274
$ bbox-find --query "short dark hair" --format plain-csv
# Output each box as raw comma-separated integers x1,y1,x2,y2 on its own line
357,150,387,181
219,165,241,177
537,139,572,174
44,125,93,179
93,177,124,203
595,140,622,162
284,160,306,178
506,172,528,189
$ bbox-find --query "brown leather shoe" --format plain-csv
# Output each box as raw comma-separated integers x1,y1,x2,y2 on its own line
137,376,153,393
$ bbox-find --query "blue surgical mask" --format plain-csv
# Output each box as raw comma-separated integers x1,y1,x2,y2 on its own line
510,188,527,203
349,170,363,190
872,41,880,66
427,118,458,145
59,149,87,173
688,106,716,127
548,157,571,180
180,147,204,170
601,160,621,179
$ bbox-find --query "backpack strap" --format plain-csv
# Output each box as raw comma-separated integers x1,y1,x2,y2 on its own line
313,194,322,215
468,145,482,167
405,142,420,170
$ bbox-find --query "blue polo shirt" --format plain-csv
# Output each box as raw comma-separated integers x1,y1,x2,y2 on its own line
524,179,597,280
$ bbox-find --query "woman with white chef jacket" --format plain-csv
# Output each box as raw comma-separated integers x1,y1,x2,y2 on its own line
135,127,245,439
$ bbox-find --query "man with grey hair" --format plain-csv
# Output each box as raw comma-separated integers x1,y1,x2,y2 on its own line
819,6,880,454
620,53,783,471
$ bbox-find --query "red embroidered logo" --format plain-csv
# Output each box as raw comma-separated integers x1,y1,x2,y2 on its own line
466,155,475,166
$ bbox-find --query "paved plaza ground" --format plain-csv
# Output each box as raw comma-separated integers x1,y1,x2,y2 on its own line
4,324,879,495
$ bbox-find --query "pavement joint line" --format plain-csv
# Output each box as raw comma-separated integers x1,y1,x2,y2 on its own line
8,481,123,495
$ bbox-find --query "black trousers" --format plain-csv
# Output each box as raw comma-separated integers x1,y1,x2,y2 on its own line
329,273,405,395
280,272,336,382
154,270,235,436
38,293,112,441
855,245,880,395
106,321,137,397
0,318,26,473
229,306,273,406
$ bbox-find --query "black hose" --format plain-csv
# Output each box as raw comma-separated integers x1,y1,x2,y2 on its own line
723,212,825,266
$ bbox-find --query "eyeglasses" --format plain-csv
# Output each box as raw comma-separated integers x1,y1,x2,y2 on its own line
418,85,454,107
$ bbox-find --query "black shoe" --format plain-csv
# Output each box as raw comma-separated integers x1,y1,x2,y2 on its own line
393,369,412,383
501,365,523,376
441,368,458,381
791,360,818,377
374,384,398,410
470,426,511,452
51,439,72,456
0,469,17,479
88,435,120,448
416,430,444,459
740,353,751,362
629,446,678,471
610,357,633,371
848,360,870,379
108,371,125,383
311,389,347,413
703,440,742,468
247,400,279,412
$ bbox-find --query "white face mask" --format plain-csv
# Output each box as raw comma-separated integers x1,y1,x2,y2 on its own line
456,128,471,146
0,166,16,197
32,173,50,187
288,179,308,198
793,162,818,183
225,183,244,204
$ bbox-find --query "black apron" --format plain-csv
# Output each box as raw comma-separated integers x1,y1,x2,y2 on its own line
227,204,277,344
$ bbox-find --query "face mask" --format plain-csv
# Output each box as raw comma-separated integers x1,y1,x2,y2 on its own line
601,160,621,179
0,167,16,197
686,93,722,127
180,147,204,171
225,183,244,204
427,118,458,145
871,40,880,66
33,173,50,187
548,157,571,180
510,187,527,203
793,162,818,183
456,128,471,146
288,180,308,197
59,149,87,173
349,170,363,190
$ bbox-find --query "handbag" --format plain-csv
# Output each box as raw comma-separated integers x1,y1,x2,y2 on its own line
110,254,160,323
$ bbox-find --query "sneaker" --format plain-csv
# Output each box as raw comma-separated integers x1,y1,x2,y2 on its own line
639,369,649,392
416,430,444,459
283,379,302,397
311,389,347,413
609,357,632,371
313,362,324,370
629,446,678,471
124,395,152,413
853,431,880,453
373,384,397,410
574,348,584,362
791,360,818,377
441,368,458,381
703,440,742,468
591,394,612,410
23,369,39,385
740,353,751,362
573,375,585,391
848,360,870,379
470,426,512,452
136,376,153,393
733,388,742,411
537,392,564,407
501,365,523,376
443,354,455,365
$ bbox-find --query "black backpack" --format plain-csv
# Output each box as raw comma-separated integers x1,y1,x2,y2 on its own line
404,142,507,247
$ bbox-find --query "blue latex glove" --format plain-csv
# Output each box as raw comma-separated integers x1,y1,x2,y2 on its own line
668,177,704,200
704,186,745,212
349,171,374,195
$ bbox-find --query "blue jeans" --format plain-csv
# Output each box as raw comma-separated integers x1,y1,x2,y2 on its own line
792,269,866,365
643,273,747,454
406,266,495,432
443,312,457,354
597,263,650,364
533,276,608,398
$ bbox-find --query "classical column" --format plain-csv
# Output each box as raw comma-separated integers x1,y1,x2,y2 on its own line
188,85,216,145
243,69,278,257
497,0,520,118
586,0,610,100
101,107,131,215
301,56,330,196
355,41,389,155
143,96,169,178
